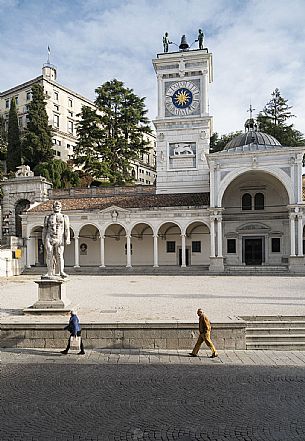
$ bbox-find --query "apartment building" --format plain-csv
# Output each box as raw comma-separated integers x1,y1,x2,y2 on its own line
0,63,95,162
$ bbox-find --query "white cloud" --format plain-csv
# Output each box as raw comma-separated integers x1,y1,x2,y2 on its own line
1,0,305,137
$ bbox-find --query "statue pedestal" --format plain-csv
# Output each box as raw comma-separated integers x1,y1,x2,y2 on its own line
24,278,71,315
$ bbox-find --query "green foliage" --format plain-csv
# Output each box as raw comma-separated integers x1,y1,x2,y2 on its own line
0,115,7,161
7,97,22,172
210,131,242,153
34,159,80,189
257,88,305,146
22,83,54,168
75,79,152,185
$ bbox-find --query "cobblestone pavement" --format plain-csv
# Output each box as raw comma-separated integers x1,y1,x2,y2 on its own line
1,349,305,440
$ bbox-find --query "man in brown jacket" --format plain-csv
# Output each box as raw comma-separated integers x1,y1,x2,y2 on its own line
189,308,218,358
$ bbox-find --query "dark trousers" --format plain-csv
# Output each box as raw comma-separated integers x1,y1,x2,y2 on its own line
65,330,84,352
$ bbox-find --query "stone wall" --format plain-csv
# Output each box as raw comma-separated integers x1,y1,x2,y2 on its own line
0,321,246,350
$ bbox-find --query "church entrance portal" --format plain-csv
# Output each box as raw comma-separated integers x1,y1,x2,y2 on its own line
243,237,264,265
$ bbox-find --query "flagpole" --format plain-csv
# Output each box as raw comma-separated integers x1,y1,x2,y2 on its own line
47,46,50,64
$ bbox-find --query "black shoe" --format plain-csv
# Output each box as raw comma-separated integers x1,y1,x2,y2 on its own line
60,350,68,355
77,351,85,355
210,352,218,358
189,353,197,357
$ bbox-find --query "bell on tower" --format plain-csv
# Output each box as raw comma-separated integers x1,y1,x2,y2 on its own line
179,35,189,51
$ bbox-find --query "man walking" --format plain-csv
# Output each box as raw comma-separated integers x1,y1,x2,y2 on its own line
61,310,85,355
189,308,218,358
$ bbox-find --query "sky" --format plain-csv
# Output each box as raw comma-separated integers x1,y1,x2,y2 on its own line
1,0,305,136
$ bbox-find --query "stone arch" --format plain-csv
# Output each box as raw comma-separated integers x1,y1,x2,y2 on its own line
78,224,101,266
185,221,211,266
28,225,44,266
131,222,154,266
157,221,182,266
217,167,294,207
15,199,31,237
104,223,127,266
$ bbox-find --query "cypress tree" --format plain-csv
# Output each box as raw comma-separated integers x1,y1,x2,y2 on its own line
22,83,54,169
7,97,22,172
0,115,7,161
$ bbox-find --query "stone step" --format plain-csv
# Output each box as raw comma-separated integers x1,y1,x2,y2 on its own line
247,327,305,334
242,315,305,322
246,334,305,343
22,265,210,276
226,265,288,271
246,322,305,329
246,342,305,350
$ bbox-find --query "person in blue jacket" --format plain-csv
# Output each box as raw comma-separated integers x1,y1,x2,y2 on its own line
61,310,85,355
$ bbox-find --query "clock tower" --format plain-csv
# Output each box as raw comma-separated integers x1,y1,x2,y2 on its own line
153,44,213,194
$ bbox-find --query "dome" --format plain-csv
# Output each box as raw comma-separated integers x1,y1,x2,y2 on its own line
223,131,282,153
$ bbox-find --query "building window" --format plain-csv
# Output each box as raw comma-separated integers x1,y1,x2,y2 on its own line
166,241,176,253
15,96,19,105
53,114,59,128
5,99,9,108
68,111,73,117
227,239,236,254
54,91,59,100
54,104,59,111
68,98,73,107
242,193,252,210
26,91,32,101
68,120,74,134
18,117,23,128
192,241,201,253
254,193,264,210
271,238,280,253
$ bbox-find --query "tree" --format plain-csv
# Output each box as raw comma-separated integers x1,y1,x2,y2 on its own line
0,115,7,161
22,83,54,169
34,159,80,189
257,88,305,146
210,131,242,153
75,79,152,185
7,97,22,172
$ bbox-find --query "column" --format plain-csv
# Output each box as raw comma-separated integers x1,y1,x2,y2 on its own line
74,235,80,267
290,214,296,256
297,214,303,257
210,217,216,257
157,74,164,118
99,235,105,267
153,234,159,268
26,237,31,268
181,234,186,267
202,70,208,114
216,216,223,258
126,234,132,268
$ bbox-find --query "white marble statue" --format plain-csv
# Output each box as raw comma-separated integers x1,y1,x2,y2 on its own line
42,200,70,279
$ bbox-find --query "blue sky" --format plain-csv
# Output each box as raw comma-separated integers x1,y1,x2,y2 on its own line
1,0,305,136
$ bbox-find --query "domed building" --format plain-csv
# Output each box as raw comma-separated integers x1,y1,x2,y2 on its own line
3,43,305,275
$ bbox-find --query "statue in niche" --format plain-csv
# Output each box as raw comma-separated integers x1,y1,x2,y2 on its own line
42,200,70,279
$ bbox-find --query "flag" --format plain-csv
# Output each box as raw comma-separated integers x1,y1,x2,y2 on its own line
48,46,50,55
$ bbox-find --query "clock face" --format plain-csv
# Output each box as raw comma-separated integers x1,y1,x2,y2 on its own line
165,80,200,116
